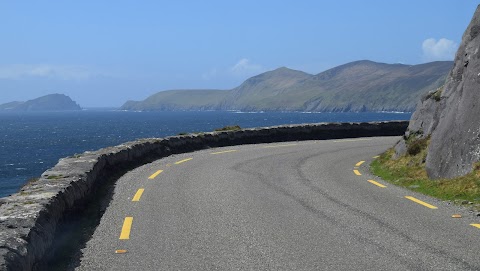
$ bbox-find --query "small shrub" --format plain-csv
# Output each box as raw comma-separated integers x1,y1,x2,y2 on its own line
407,137,429,156
426,86,443,102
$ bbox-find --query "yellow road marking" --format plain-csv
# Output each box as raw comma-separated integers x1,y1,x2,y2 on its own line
353,169,362,176
263,143,298,148
119,217,133,240
405,196,438,209
148,170,163,179
355,161,365,167
373,155,380,159
115,250,127,254
333,138,372,143
470,224,480,229
211,150,238,155
368,180,386,188
175,158,193,164
132,189,145,202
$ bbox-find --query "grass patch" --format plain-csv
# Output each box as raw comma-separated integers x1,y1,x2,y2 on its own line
47,175,64,180
371,141,480,209
214,125,241,132
26,177,40,185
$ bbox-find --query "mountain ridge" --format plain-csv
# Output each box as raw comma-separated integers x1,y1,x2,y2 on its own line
121,60,453,112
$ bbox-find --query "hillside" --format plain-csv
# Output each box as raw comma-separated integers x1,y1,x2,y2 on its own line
0,94,81,111
121,60,453,112
122,89,228,111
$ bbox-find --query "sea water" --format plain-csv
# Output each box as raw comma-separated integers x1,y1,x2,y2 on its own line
0,110,411,197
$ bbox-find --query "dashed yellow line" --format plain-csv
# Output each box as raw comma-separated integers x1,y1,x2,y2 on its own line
353,169,362,176
119,217,133,240
355,161,365,167
132,188,145,202
148,170,163,180
263,143,298,148
470,224,480,229
405,196,438,209
368,180,386,188
175,158,193,164
211,150,238,155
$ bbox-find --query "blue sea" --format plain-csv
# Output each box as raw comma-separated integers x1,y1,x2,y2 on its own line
0,110,411,198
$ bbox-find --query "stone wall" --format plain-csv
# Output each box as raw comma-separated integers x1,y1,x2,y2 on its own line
0,121,408,270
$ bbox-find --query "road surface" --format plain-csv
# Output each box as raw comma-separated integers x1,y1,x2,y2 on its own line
76,137,480,270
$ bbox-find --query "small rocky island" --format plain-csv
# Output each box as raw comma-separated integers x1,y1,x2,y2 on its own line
0,94,81,111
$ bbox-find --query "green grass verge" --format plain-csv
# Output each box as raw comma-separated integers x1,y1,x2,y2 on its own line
371,142,480,209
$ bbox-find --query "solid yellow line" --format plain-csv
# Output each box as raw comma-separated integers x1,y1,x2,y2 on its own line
148,170,163,180
355,161,365,167
119,217,133,240
211,150,238,155
353,169,362,176
368,180,386,188
263,143,298,148
470,224,480,229
405,196,438,209
132,188,145,202
175,158,193,164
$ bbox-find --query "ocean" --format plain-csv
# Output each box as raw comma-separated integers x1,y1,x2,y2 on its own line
0,110,411,198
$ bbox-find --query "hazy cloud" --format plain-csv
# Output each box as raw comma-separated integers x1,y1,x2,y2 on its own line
230,58,264,76
422,38,458,62
0,64,100,80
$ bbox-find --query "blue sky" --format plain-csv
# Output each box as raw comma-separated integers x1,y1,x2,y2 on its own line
0,1,477,107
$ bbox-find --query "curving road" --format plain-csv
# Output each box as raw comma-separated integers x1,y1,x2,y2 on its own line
77,137,480,271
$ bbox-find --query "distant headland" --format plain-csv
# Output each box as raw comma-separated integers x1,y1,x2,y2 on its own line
0,94,81,111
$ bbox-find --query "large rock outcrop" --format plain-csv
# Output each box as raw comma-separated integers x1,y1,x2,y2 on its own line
398,5,480,178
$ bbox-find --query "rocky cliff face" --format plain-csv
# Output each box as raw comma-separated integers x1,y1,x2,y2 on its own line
397,5,480,178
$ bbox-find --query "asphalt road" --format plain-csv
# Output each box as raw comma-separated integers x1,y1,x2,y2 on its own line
76,137,480,270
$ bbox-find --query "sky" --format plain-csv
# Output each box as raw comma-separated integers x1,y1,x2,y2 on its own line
0,1,477,107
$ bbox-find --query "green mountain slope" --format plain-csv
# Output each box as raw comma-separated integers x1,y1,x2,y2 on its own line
0,94,81,111
122,89,228,111
121,60,453,112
